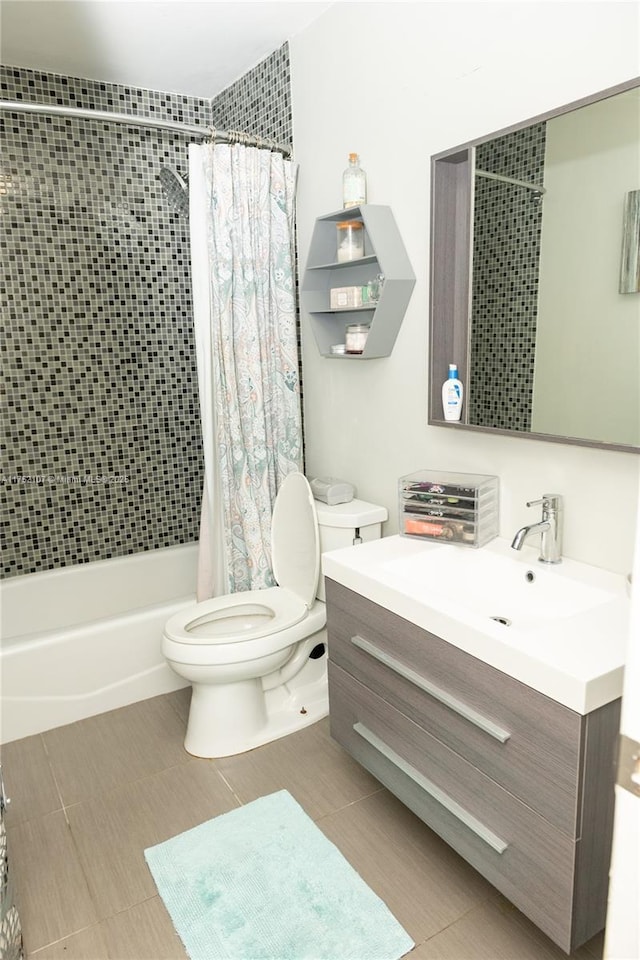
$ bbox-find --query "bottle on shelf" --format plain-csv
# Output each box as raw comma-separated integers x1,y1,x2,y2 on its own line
442,363,464,421
342,153,367,209
367,273,385,302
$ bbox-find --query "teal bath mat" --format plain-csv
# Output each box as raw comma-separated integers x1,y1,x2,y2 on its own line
145,789,414,960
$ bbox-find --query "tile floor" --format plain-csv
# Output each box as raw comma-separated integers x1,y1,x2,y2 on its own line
2,690,605,960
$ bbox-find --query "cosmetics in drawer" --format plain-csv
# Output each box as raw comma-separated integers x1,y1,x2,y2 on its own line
399,471,499,547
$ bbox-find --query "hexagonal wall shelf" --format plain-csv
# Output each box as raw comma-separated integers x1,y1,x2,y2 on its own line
301,205,416,359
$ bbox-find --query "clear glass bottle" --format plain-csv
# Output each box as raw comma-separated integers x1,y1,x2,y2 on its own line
342,153,367,209
367,273,385,302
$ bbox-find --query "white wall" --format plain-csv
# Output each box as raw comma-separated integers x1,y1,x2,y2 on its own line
533,90,640,445
291,1,639,575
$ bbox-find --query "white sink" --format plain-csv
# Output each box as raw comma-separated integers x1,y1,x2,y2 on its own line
322,535,629,714
381,542,617,631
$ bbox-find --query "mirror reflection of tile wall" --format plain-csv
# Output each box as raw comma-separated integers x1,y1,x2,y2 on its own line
469,123,546,431
1,45,292,578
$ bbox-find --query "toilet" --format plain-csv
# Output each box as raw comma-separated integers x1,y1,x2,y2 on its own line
163,472,387,758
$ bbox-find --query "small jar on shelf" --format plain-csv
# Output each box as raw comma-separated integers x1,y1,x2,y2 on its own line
345,323,370,355
336,221,364,262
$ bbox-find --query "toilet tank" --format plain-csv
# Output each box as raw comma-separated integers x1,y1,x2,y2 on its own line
314,498,388,601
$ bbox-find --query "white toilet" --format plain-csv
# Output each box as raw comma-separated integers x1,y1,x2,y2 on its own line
163,472,387,758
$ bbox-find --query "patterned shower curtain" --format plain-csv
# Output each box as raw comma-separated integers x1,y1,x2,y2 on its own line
189,142,302,597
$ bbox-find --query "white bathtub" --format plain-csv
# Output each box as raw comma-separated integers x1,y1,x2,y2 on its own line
0,544,197,743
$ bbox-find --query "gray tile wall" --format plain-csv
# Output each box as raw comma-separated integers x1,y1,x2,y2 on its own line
211,44,291,146
1,44,293,578
210,45,303,437
469,123,546,431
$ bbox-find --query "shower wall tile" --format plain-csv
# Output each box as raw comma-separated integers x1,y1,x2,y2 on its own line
210,44,292,147
0,66,210,124
469,123,546,432
1,45,294,578
210,44,303,442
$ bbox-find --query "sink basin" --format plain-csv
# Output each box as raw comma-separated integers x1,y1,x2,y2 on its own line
322,534,628,714
381,540,619,631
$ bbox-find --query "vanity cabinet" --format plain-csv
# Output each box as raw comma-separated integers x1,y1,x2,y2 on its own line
301,205,415,359
326,578,620,954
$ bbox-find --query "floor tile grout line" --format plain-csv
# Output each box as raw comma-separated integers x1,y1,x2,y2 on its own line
39,731,71,826
413,890,574,959
43,750,199,814
35,694,196,811
333,790,499,908
25,919,103,958
7,804,102,958
58,799,108,938
314,785,386,824
214,766,245,807
26,895,182,960
313,783,498,908
59,787,185,944
54,754,206,933
57,760,194,822
415,895,501,948
51,745,240,918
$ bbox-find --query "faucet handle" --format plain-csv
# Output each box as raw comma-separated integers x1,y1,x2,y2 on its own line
526,494,562,511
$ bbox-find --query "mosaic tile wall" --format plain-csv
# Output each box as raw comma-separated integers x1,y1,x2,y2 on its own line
1,45,294,578
211,44,303,439
469,123,546,431
211,44,292,146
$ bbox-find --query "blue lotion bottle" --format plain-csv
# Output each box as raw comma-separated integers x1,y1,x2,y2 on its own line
442,363,463,421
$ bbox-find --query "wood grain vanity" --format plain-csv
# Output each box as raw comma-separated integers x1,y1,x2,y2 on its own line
326,577,621,953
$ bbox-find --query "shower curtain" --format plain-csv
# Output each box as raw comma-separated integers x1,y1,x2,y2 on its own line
188,142,302,600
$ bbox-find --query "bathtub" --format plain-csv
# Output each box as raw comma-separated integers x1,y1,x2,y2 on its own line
0,544,198,743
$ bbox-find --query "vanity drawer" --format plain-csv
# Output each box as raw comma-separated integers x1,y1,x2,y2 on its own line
329,662,578,953
326,578,583,836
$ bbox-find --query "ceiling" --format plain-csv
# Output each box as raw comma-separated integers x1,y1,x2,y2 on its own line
0,0,335,99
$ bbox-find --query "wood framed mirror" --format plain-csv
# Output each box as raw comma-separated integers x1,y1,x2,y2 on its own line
429,77,640,453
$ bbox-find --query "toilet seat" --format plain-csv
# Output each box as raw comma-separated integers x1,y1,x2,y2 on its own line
164,472,320,647
164,586,308,644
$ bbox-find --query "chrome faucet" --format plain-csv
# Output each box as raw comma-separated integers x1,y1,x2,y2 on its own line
511,494,563,564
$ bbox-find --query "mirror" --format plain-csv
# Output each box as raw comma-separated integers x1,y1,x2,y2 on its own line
429,78,640,453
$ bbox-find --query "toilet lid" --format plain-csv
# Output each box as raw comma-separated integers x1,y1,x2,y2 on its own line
271,472,320,608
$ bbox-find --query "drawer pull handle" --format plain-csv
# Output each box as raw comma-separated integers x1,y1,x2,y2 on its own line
353,722,509,855
350,634,511,744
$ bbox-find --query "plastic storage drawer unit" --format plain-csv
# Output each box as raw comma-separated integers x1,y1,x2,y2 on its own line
399,470,499,548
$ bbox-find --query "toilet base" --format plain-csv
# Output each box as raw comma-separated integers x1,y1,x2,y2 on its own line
183,649,329,759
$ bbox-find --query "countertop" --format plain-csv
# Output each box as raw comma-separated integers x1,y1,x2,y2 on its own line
322,535,629,714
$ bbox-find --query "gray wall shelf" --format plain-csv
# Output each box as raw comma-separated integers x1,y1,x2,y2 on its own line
301,205,415,359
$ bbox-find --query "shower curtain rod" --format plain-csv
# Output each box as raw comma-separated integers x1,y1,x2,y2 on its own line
475,168,545,195
0,98,292,157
